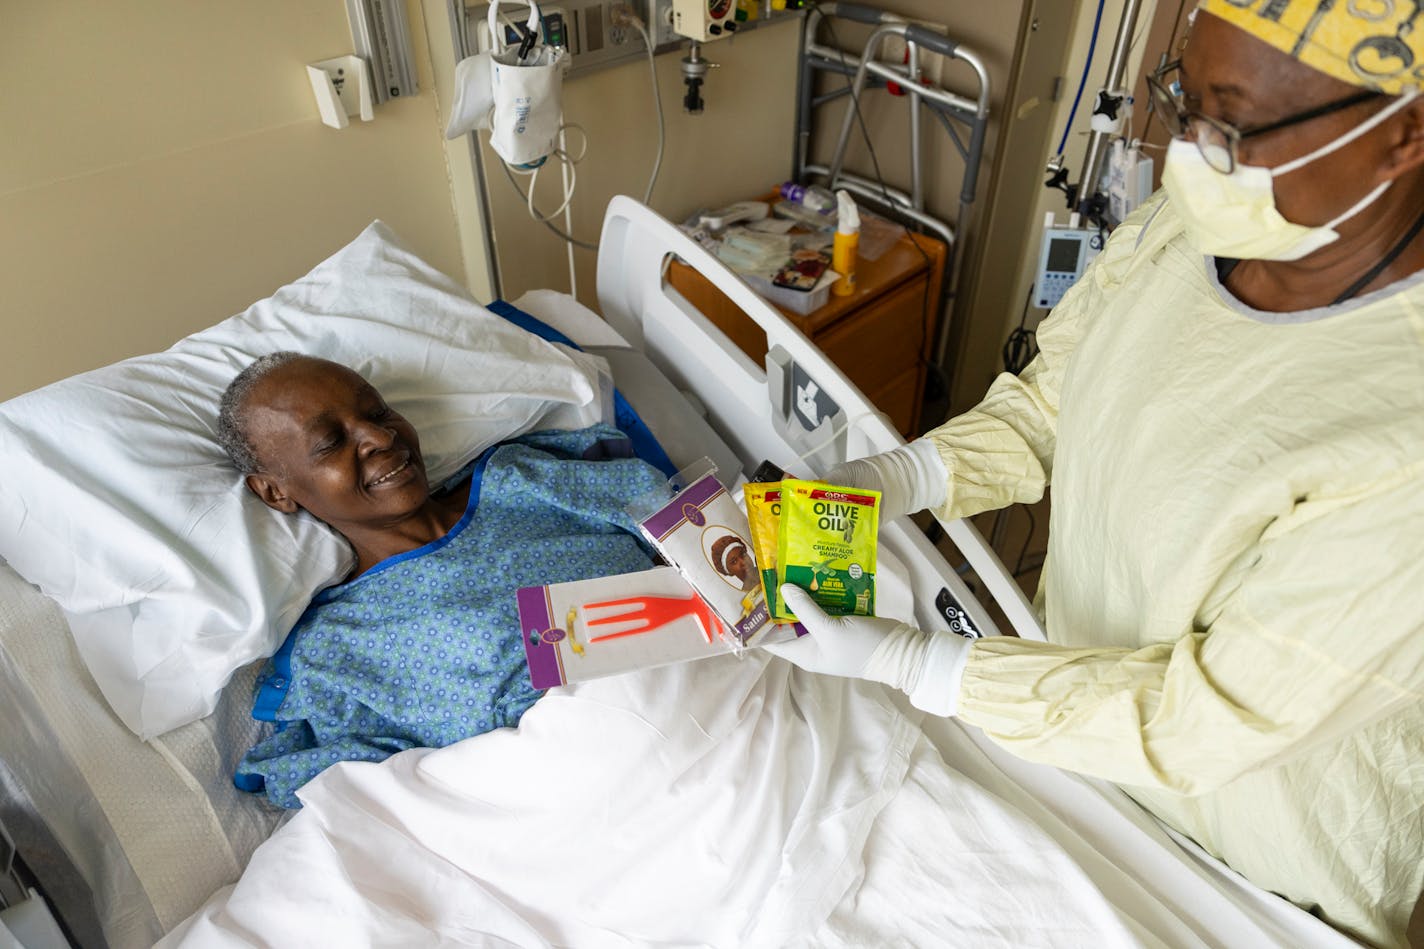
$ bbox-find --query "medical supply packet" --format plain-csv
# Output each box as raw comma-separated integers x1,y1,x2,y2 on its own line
518,566,732,689
773,479,880,621
635,468,799,649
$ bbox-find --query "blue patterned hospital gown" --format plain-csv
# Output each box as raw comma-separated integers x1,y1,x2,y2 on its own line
236,425,667,808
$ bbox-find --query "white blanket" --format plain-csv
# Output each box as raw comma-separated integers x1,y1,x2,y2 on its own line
162,652,1173,948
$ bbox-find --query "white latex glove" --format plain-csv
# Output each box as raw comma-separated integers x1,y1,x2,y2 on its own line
762,585,971,716
823,438,948,522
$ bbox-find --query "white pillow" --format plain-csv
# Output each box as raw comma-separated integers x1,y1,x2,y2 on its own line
0,221,606,739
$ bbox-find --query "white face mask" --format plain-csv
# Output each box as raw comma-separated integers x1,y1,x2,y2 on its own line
1162,92,1417,262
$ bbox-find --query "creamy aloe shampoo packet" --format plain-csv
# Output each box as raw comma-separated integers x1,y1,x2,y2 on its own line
774,479,880,620
743,482,784,616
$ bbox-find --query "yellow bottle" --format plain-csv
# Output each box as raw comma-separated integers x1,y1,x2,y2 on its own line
831,190,859,297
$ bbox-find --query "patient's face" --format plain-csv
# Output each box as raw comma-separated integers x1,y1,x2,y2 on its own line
241,358,431,532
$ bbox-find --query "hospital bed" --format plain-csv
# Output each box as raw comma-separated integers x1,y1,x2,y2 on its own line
0,197,1357,948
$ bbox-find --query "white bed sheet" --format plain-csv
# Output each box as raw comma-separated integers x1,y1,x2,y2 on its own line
161,654,1352,949
162,655,1149,948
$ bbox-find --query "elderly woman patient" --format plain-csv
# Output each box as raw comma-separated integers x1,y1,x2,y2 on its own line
217,352,667,808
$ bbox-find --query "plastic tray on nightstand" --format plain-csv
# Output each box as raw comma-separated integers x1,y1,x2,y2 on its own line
742,269,839,315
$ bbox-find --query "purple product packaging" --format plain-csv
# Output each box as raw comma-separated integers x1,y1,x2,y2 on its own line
636,470,802,650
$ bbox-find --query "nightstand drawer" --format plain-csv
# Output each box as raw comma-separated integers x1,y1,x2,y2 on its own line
867,371,922,436
815,276,931,400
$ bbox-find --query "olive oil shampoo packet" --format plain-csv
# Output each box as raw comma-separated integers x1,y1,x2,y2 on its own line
773,479,880,620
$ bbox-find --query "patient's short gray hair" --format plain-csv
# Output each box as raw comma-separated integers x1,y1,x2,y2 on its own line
217,351,306,474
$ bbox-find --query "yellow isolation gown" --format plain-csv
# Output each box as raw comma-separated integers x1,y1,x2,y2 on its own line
924,193,1424,947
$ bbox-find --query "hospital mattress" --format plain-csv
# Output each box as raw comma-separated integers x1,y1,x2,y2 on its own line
0,563,280,948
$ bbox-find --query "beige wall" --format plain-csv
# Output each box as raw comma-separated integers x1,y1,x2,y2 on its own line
463,1,1100,424
474,15,805,306
0,1,466,401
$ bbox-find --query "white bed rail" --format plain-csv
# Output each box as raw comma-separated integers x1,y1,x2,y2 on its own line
596,196,1045,641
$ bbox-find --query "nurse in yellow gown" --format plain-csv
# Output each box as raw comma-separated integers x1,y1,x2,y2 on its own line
765,3,1424,945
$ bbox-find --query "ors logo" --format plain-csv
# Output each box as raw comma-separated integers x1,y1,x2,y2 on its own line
683,503,706,527
538,628,566,645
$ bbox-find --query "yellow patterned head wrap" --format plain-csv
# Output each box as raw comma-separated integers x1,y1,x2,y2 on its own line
1200,0,1423,95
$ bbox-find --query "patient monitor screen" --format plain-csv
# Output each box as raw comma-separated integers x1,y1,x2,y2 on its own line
1046,237,1080,274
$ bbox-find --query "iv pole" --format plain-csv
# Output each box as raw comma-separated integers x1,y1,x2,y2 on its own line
1074,0,1146,218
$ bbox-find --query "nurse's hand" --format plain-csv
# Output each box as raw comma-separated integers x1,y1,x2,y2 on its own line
762,585,971,717
822,438,948,522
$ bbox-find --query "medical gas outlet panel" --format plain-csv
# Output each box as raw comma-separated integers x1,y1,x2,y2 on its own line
673,0,738,41
469,1,790,79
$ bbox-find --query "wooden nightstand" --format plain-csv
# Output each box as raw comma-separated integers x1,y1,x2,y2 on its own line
667,228,945,437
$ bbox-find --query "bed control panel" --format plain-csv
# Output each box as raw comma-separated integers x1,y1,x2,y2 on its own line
934,587,983,639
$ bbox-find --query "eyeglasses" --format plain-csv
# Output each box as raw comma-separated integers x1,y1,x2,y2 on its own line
1146,59,1383,173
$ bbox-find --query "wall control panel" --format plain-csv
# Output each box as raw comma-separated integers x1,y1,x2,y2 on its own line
471,1,644,79
1033,217,1103,309
468,1,791,80
488,6,570,49
672,0,739,41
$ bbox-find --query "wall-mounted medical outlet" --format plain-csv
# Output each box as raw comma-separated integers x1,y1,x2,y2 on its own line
475,4,571,54
648,0,679,49
471,1,644,80
672,0,737,42
468,0,793,80
306,55,374,129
